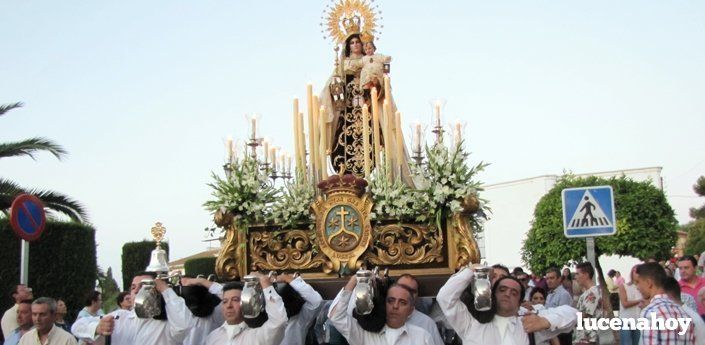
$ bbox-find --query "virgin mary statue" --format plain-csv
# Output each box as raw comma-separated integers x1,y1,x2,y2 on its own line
319,11,414,186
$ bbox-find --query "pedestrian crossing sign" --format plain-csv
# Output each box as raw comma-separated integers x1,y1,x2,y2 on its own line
562,185,616,238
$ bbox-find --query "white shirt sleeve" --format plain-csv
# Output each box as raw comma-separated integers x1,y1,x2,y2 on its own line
289,277,323,323
436,268,476,341
208,282,225,326
71,315,101,342
533,305,578,343
162,288,197,342
328,288,368,345
254,285,288,345
208,282,224,298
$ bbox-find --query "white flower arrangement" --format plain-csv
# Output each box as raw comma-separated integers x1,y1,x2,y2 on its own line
412,141,489,232
267,172,316,229
369,162,422,222
205,141,487,234
203,157,277,227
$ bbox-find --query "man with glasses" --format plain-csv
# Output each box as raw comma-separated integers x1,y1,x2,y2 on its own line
437,266,577,344
2,285,34,338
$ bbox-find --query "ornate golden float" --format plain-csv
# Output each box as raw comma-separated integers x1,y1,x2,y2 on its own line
206,0,486,296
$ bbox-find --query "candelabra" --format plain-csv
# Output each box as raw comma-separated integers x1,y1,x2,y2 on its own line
268,166,292,182
246,137,261,160
411,148,424,165
222,163,233,179
432,124,444,145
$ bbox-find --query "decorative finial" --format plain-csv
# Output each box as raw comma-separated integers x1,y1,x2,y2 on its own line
151,222,166,248
338,163,346,177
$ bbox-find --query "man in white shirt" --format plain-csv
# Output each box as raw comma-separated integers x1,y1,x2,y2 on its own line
437,267,577,345
277,273,323,345
178,277,225,345
328,275,434,345
4,300,33,345
19,298,76,345
2,284,33,338
396,274,444,345
205,272,288,345
71,272,195,345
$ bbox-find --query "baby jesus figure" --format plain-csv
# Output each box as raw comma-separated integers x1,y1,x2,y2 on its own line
359,41,391,91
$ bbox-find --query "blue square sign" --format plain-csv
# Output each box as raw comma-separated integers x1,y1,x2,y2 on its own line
562,186,616,238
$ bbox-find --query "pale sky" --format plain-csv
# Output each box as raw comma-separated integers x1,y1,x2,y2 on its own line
2,1,704,289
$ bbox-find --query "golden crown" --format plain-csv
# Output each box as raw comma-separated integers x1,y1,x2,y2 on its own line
360,31,374,43
321,0,382,44
343,15,361,36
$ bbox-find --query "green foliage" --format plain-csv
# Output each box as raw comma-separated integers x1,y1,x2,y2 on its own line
689,176,705,220
684,219,705,255
414,142,488,230
121,241,169,290
0,102,88,222
369,162,420,222
368,142,488,231
267,173,315,229
184,257,217,277
0,219,97,322
203,157,277,227
98,267,121,313
522,175,678,274
683,176,705,254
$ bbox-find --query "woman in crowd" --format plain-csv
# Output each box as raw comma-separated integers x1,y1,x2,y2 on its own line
55,298,71,333
618,266,643,345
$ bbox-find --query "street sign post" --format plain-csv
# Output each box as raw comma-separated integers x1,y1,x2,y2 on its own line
562,186,616,273
9,194,47,285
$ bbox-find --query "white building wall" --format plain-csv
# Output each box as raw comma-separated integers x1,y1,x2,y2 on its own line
480,167,663,277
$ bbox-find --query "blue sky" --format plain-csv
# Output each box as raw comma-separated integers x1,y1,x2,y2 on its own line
2,1,704,288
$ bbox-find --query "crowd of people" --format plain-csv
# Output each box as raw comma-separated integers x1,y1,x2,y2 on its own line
2,256,705,345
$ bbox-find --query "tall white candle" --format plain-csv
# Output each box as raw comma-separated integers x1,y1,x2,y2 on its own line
287,154,292,175
226,136,233,162
319,104,328,179
271,147,277,171
414,123,422,153
263,140,269,164
293,98,301,172
251,117,257,139
435,104,441,127
454,122,462,147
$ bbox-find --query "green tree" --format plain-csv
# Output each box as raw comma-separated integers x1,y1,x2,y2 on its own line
683,176,705,255
0,219,97,321
522,174,677,343
522,174,677,274
0,102,88,222
98,267,121,313
689,176,705,220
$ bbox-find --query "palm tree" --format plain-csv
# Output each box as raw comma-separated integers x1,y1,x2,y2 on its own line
0,102,88,223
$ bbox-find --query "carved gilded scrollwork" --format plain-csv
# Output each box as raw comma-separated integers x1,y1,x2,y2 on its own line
249,230,328,271
215,225,247,280
450,213,481,269
367,224,444,265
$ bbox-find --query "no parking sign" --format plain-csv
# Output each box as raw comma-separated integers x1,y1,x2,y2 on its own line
10,194,46,242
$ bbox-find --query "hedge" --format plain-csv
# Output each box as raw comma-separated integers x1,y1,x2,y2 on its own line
0,219,97,323
184,256,216,277
121,241,169,289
